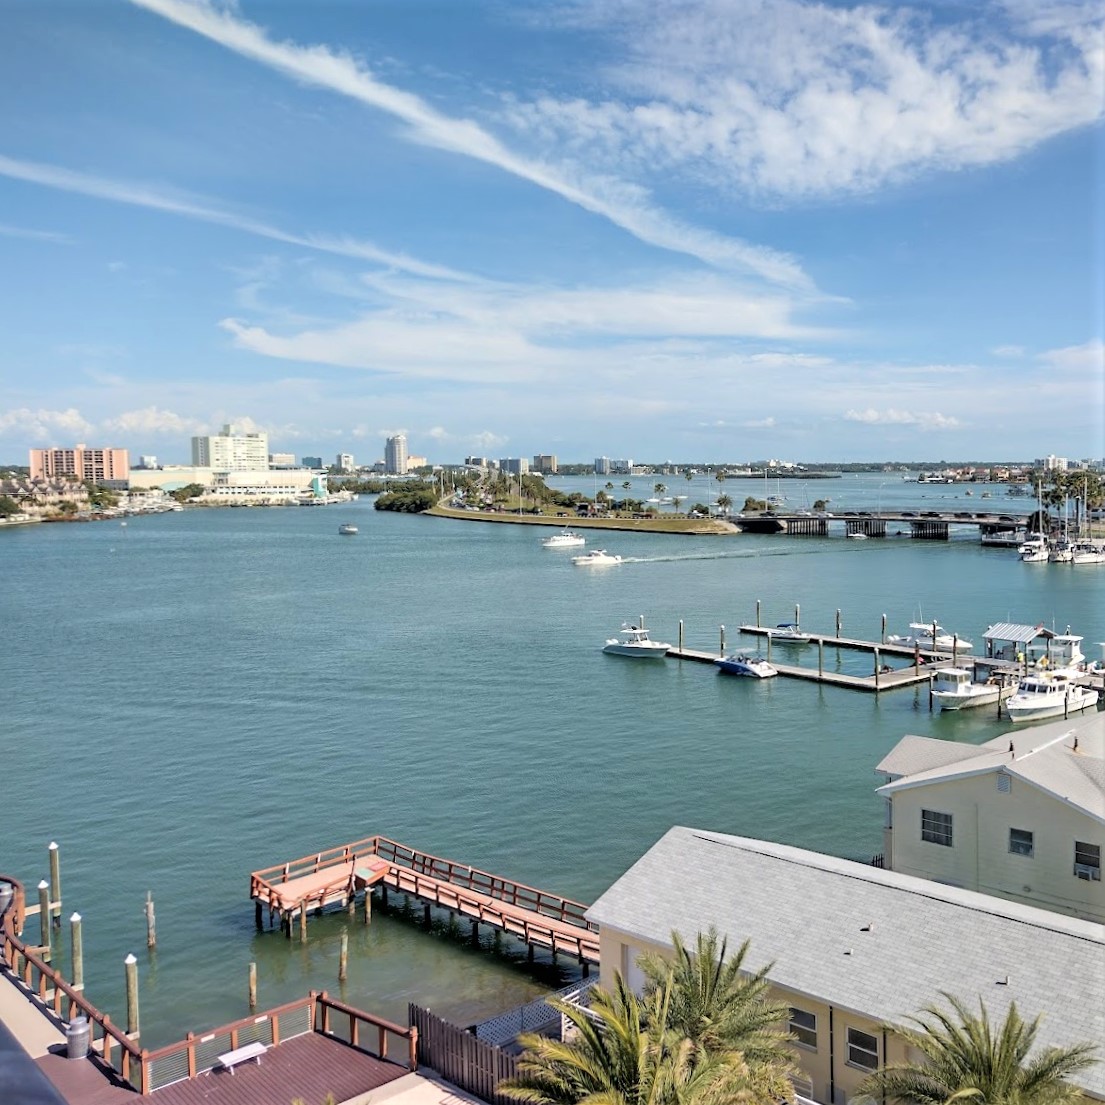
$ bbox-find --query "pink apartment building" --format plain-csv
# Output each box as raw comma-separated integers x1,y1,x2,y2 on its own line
29,445,130,484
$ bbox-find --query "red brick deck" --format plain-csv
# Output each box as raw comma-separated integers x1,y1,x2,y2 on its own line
36,1032,409,1105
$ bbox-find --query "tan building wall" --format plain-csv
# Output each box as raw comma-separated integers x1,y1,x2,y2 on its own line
30,446,129,483
598,924,913,1105
886,773,1104,923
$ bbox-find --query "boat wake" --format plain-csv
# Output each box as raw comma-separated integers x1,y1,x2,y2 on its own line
620,549,812,564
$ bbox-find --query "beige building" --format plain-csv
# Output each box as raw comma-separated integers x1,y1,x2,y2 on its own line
586,827,1104,1105
29,445,129,484
191,423,268,470
876,713,1104,923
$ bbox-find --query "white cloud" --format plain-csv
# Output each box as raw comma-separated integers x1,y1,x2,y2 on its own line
0,407,94,440
101,407,208,436
991,344,1026,357
127,0,811,286
0,223,72,244
844,408,963,430
511,0,1104,201
741,417,778,429
0,152,473,281
1037,338,1105,374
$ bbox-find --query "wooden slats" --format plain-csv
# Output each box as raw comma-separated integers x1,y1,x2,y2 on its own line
410,1004,519,1105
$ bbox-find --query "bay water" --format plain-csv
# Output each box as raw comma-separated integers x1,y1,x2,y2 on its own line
1,474,1099,1045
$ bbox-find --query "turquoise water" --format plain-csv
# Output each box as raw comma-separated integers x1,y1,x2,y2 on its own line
1,476,1098,1046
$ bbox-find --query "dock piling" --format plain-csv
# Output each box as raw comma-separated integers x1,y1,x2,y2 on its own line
835,609,841,638
719,625,726,655
70,913,83,991
795,603,800,628
249,962,257,1008
929,675,934,712
339,932,348,981
363,889,372,925
874,648,881,692
145,892,156,949
124,954,139,1037
755,600,761,628
678,619,684,652
255,901,263,930
37,881,50,958
48,842,61,928
881,614,886,643
818,638,824,678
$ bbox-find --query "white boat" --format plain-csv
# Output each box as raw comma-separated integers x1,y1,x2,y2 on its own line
1020,540,1049,563
930,666,1016,711
603,620,671,659
572,549,622,567
1071,542,1105,565
715,654,777,678
768,622,811,643
887,622,973,652
541,529,586,548
1048,538,1073,563
338,523,358,535
1004,671,1099,723
846,532,868,540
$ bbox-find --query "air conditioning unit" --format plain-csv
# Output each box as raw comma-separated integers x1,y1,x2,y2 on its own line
1074,863,1100,881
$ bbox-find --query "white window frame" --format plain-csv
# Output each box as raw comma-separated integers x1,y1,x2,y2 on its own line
1009,828,1034,857
788,1007,817,1050
921,809,953,847
846,1027,879,1071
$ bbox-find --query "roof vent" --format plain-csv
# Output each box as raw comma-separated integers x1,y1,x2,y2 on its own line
844,948,853,956
997,975,1011,986
860,922,873,932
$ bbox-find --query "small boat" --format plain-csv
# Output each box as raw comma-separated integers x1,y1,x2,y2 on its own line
1071,542,1105,565
715,654,777,678
338,523,358,536
930,666,1017,711
887,622,973,652
768,622,810,644
572,549,621,567
846,532,868,540
603,619,671,659
541,529,586,548
1004,671,1099,723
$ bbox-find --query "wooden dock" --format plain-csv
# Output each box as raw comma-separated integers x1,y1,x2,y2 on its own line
250,836,600,962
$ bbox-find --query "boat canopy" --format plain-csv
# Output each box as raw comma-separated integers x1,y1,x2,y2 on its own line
983,622,1055,643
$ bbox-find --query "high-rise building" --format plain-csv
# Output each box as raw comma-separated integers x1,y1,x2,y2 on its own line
594,457,611,475
138,455,158,469
384,434,408,475
29,445,129,485
533,454,558,474
302,456,323,469
191,424,268,471
269,452,296,468
336,453,355,472
500,458,530,475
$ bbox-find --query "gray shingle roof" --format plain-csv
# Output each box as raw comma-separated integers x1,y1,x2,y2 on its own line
586,827,1105,1097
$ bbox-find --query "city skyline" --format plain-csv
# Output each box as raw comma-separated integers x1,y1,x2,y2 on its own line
1,0,1103,461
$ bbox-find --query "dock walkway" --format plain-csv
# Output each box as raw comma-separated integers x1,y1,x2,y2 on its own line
251,837,600,962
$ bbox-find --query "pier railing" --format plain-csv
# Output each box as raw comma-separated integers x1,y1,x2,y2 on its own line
1,874,144,1088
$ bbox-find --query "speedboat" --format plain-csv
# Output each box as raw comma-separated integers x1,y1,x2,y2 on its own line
1004,671,1099,723
338,523,358,535
846,532,868,540
715,654,777,678
572,549,621,567
887,622,973,652
541,529,586,548
768,622,810,644
603,621,671,659
930,666,1016,711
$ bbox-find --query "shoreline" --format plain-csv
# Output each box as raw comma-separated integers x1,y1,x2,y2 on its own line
426,503,738,535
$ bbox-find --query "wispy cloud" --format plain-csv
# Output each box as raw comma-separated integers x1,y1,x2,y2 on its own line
844,408,963,430
127,0,812,286
0,152,473,281
1037,338,1105,375
0,222,73,244
510,0,1104,202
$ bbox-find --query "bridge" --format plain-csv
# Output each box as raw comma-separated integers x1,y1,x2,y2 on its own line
737,509,1028,542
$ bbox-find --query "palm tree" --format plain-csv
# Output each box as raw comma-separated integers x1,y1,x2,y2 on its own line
857,994,1097,1105
717,493,733,514
654,483,667,498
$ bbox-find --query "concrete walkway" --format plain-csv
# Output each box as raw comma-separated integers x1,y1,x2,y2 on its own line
0,968,66,1058
341,1070,487,1105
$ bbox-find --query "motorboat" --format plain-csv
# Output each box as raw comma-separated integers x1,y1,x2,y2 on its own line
541,529,586,548
767,622,811,644
715,654,777,678
1019,533,1048,562
846,532,868,540
1048,538,1073,563
887,622,973,652
572,549,621,567
603,620,671,659
930,666,1016,711
1071,542,1105,565
338,523,358,536
1004,671,1099,723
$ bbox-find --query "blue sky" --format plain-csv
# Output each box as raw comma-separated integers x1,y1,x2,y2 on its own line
1,0,1102,465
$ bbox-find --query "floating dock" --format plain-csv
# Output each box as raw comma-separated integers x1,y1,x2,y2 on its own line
251,836,600,962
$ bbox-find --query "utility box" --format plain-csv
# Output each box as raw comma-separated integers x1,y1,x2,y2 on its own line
66,1016,90,1060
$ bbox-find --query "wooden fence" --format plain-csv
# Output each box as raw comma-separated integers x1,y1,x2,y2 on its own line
409,1004,519,1105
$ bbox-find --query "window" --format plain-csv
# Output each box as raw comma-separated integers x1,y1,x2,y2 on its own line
921,809,953,847
1009,828,1034,857
788,1007,817,1049
847,1027,879,1071
1074,842,1101,881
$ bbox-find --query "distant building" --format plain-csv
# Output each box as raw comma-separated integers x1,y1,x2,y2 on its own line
1037,455,1068,471
269,452,297,468
302,456,323,469
611,458,634,475
191,424,268,471
499,457,529,475
384,435,408,475
138,455,158,470
465,456,490,469
336,453,355,472
876,712,1104,924
407,455,428,469
29,445,129,487
532,454,558,474
594,456,611,475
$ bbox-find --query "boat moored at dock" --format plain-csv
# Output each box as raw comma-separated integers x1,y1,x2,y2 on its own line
887,621,973,652
715,654,777,678
930,665,1017,711
1004,672,1099,723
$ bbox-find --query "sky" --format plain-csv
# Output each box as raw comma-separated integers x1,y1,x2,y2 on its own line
1,0,1103,465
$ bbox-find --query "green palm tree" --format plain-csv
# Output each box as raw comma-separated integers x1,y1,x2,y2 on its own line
857,994,1097,1105
654,483,667,498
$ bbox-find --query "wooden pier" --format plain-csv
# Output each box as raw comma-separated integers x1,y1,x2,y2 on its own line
250,836,600,962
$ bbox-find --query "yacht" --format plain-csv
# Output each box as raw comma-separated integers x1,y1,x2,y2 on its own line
571,549,622,567
930,666,1017,711
887,622,973,652
767,622,811,643
1071,542,1105,565
338,523,358,536
1048,538,1073,563
1004,671,1099,723
715,654,777,678
541,529,586,548
603,621,671,659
